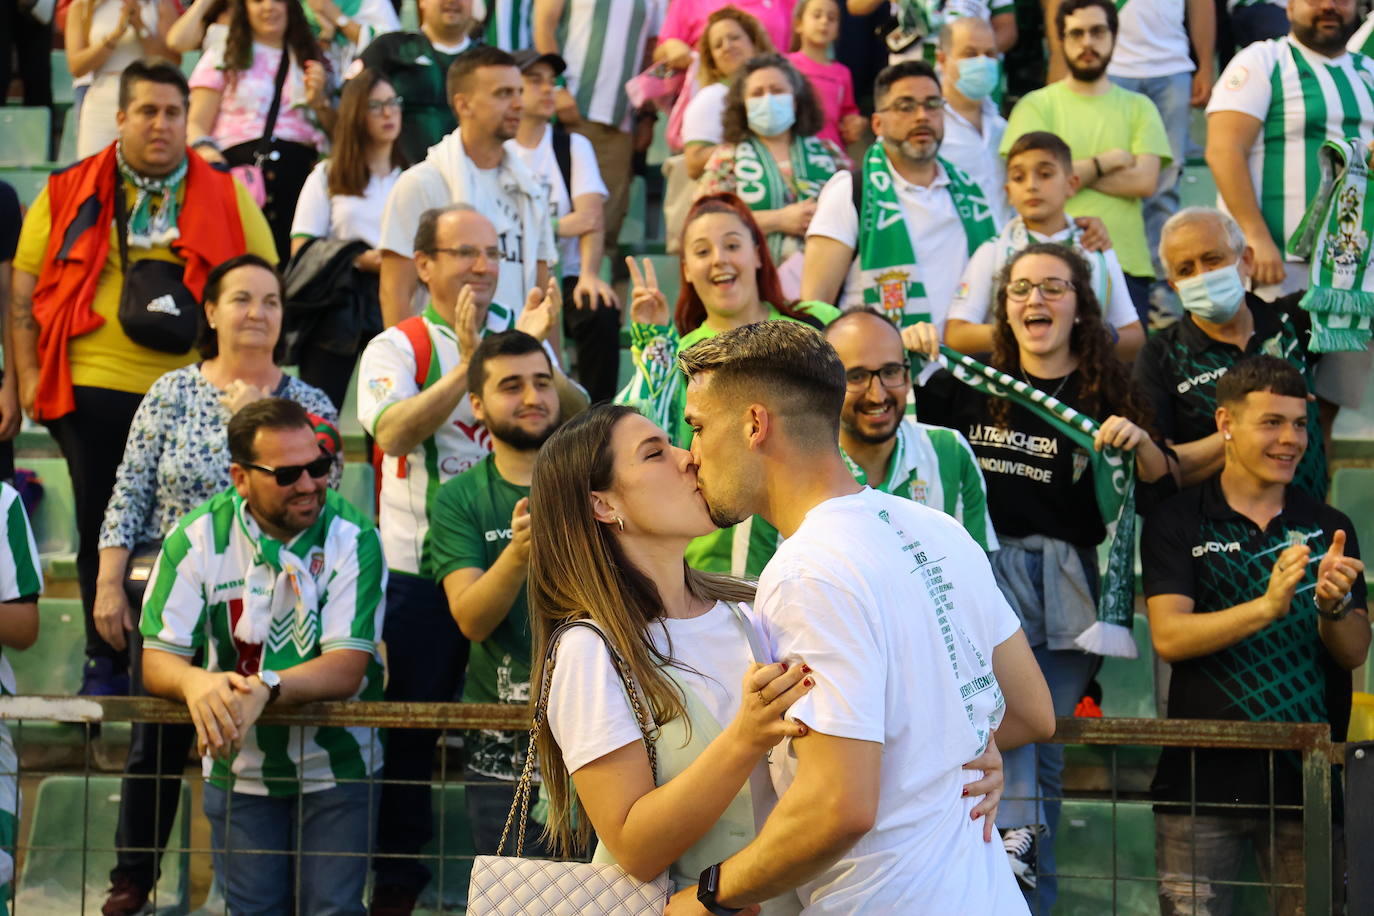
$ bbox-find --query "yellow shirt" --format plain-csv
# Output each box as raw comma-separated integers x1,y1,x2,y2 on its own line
13,178,277,395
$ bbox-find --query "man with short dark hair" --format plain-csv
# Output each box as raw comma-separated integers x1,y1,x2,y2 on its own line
377,45,555,327
671,320,1054,914
800,59,1004,333
1143,354,1367,916
1002,0,1172,324
425,329,564,856
139,397,385,916
10,59,275,696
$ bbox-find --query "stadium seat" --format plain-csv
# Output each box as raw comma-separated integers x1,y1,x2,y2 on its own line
0,166,54,208
58,105,78,166
180,50,201,79
1053,798,1157,915
620,175,647,250
18,457,78,575
16,775,190,915
9,598,84,696
1329,468,1374,578
0,108,53,167
1097,613,1156,719
50,50,74,108
414,784,476,914
644,254,680,308
339,463,375,523
400,0,419,30
647,115,670,168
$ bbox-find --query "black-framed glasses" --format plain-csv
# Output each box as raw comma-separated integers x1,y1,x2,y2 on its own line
1006,278,1074,302
238,452,334,486
877,96,943,114
367,95,404,112
428,245,502,261
845,363,909,391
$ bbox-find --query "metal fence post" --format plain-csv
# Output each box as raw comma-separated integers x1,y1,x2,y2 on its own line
1302,735,1332,916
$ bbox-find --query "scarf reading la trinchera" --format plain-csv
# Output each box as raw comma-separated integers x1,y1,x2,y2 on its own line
731,135,842,264
857,143,996,327
938,345,1138,658
1286,137,1374,352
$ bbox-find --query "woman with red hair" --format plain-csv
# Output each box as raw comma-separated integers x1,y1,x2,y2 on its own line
616,192,839,573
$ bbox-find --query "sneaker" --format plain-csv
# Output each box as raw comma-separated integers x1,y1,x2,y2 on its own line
80,657,130,697
370,883,420,916
101,873,151,916
1002,824,1041,891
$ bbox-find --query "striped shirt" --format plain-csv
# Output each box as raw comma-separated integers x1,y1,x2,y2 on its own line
841,418,1000,552
1208,36,1374,259
141,488,386,797
0,483,39,896
557,0,663,129
356,302,527,576
480,0,534,51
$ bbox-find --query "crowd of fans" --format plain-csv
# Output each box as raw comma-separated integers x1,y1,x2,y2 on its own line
0,0,1370,913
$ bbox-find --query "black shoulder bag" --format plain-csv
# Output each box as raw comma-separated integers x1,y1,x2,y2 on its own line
112,171,200,354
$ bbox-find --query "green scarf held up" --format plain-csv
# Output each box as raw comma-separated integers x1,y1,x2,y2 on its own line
938,345,1139,659
857,142,996,328
731,135,841,265
1286,137,1374,353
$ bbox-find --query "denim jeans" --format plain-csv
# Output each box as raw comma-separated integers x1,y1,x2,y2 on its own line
463,769,558,858
1154,813,1307,916
203,779,379,916
1108,71,1193,278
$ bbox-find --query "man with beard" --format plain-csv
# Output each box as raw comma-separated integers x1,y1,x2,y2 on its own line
1207,0,1374,416
377,45,555,327
1002,0,1171,326
800,59,1005,335
139,398,386,915
825,308,998,552
358,205,585,914
424,329,563,857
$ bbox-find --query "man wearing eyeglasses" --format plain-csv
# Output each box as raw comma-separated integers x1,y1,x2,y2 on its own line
801,59,1006,334
1000,0,1171,327
138,397,386,916
825,308,998,553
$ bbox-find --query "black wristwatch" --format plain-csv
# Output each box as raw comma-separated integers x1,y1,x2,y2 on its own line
1317,591,1356,622
697,863,742,916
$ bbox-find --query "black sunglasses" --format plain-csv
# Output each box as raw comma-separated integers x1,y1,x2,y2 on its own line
238,451,334,486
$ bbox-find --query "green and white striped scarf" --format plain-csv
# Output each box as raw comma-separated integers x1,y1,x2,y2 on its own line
731,135,842,264
858,143,996,327
116,141,186,248
938,345,1138,658
1286,137,1374,352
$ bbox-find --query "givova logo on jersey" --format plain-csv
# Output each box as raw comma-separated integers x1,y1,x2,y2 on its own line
1192,541,1241,557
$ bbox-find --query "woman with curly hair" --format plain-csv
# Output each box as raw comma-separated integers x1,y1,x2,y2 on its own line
188,0,333,259
698,53,847,295
907,242,1172,913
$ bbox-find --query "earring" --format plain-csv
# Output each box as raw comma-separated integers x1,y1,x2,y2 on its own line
1224,432,1232,440
616,517,625,533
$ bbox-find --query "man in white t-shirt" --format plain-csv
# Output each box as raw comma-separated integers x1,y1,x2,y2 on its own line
377,45,557,328
672,320,1053,915
937,17,1009,214
509,48,622,402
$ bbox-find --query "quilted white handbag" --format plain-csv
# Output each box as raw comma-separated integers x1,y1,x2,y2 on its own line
466,621,672,915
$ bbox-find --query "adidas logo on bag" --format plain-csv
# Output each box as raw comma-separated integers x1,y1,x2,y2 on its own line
147,294,181,317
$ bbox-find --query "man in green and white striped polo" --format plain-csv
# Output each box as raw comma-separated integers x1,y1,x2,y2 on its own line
827,309,999,553
532,0,662,252
139,398,386,915
1207,0,1374,410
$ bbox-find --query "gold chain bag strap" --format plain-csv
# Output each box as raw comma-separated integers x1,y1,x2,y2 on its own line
467,620,672,915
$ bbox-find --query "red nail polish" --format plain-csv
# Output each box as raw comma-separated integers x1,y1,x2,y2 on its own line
801,664,812,674
780,662,788,671
804,677,814,687
961,787,968,797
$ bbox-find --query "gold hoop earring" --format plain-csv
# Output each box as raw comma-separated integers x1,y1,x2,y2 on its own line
616,517,625,533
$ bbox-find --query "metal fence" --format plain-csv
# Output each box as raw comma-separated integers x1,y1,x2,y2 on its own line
0,697,1346,915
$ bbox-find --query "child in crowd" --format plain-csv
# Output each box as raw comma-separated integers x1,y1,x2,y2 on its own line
786,0,864,149
944,130,1145,361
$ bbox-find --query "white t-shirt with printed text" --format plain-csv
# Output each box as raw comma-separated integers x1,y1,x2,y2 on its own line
509,124,608,277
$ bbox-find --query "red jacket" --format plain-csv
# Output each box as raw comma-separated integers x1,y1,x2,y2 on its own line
30,143,248,421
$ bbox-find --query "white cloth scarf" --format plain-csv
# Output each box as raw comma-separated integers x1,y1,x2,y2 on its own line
233,495,319,646
424,130,545,299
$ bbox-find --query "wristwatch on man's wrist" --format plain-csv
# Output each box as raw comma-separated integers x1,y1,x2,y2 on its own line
697,863,742,916
255,669,282,704
1317,591,1356,622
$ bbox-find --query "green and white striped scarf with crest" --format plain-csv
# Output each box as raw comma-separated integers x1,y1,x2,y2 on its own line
1286,137,1374,352
731,135,842,264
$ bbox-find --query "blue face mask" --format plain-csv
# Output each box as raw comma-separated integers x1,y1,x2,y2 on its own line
955,56,1000,101
1175,263,1246,323
746,93,797,137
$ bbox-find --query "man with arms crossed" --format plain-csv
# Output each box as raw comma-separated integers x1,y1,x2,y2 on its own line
669,320,1054,914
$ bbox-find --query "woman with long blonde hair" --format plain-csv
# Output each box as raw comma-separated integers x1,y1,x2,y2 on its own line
527,403,811,913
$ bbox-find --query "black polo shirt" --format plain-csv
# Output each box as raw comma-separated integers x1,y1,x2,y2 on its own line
1142,476,1364,815
1133,292,1327,502
359,32,473,165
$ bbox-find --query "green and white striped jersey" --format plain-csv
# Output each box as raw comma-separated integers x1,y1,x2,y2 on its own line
0,482,41,896
557,0,664,129
1208,35,1374,258
141,488,386,797
841,418,999,553
356,302,518,576
480,0,534,51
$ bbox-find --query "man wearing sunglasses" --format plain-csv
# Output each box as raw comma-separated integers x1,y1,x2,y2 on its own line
825,308,997,553
137,397,386,915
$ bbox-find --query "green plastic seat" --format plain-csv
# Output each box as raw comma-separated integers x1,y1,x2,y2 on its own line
18,457,78,574
339,462,376,523
0,165,55,207
58,105,78,166
16,774,191,915
50,50,74,108
8,598,84,696
1052,798,1158,915
413,784,476,914
0,108,52,167
180,50,201,78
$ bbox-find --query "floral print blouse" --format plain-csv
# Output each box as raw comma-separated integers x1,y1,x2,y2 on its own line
98,365,339,551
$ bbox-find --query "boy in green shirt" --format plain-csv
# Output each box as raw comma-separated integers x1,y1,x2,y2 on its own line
425,330,566,855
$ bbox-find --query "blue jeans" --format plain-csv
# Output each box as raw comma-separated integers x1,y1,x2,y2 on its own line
1109,71,1193,278
203,779,379,916
1230,3,1289,54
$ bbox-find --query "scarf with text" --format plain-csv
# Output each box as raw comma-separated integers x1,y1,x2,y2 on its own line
731,135,841,263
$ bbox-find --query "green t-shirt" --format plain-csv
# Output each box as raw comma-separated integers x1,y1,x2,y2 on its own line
1001,82,1173,278
425,454,532,780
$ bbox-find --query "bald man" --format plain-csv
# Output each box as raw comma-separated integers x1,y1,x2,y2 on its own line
938,17,1009,215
